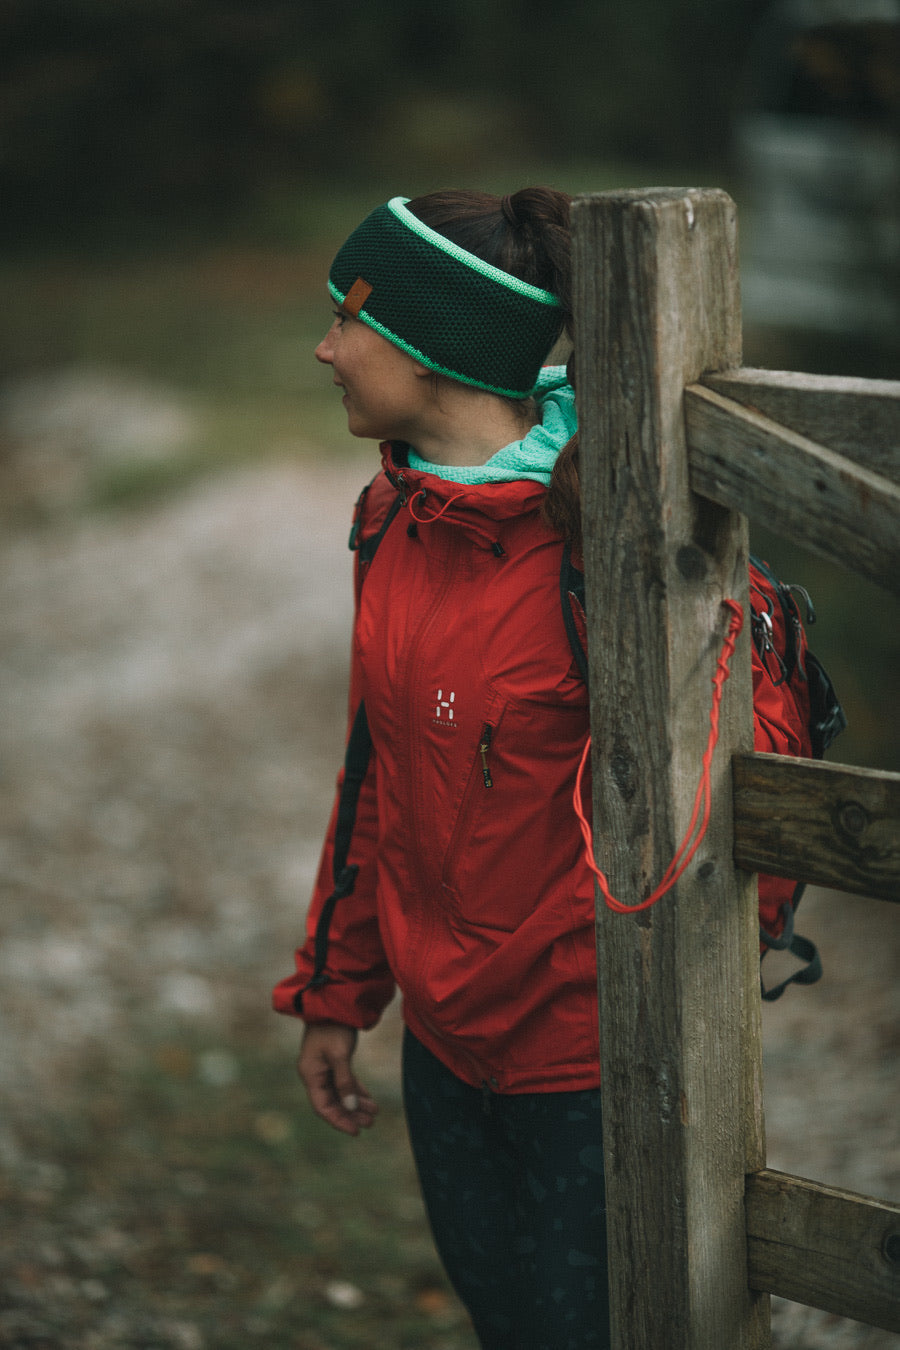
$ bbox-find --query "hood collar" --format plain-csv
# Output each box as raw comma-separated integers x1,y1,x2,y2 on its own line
380,445,550,551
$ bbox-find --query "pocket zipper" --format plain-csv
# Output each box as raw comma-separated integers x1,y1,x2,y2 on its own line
479,725,494,788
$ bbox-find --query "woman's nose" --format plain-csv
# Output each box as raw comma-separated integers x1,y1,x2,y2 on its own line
315,323,337,364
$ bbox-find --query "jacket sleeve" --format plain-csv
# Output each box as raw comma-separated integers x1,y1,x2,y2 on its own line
272,554,395,1028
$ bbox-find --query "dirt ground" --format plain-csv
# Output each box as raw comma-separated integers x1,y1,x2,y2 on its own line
0,397,897,1347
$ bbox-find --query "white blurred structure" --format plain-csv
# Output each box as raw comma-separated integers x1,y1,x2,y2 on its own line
737,0,900,347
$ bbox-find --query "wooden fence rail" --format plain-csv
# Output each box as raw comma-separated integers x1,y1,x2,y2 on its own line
697,369,900,480
573,186,900,1349
684,382,900,595
733,754,900,901
746,1171,900,1333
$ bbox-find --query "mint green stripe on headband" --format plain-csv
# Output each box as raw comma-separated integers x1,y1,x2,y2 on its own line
328,197,563,398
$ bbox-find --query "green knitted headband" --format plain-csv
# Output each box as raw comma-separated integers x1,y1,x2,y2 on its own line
328,197,563,398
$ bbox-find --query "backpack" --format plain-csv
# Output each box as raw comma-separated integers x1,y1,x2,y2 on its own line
561,544,847,1000
315,479,846,1003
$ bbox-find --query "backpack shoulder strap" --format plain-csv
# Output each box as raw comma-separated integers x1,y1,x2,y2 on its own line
349,472,403,563
759,880,824,1001
560,541,589,685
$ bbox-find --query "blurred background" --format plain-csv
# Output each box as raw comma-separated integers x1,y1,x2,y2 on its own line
0,1,897,1347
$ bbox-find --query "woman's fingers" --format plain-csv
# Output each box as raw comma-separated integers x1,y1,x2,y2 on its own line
297,1023,378,1136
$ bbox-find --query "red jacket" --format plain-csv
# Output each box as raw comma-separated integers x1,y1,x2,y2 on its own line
273,448,809,1091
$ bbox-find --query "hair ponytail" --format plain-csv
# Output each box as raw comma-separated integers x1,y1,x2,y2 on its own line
542,348,582,554
406,187,572,343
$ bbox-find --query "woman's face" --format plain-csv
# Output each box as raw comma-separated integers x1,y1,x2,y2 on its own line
315,308,431,443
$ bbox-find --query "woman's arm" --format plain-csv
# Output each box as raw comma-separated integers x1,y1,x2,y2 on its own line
272,690,394,1027
273,488,396,1031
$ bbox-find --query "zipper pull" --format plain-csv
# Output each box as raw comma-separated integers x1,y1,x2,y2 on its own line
479,725,493,788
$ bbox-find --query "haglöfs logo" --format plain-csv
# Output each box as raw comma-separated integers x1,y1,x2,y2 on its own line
435,689,455,720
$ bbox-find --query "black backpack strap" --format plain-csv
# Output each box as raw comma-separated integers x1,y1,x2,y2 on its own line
300,699,373,996
805,649,848,757
560,541,589,684
759,881,823,1001
350,486,403,560
298,480,403,1004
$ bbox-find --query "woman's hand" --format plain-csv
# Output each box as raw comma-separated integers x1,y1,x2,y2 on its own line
297,1022,378,1136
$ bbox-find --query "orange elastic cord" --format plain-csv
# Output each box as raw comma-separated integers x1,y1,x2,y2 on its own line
407,489,467,524
574,599,744,914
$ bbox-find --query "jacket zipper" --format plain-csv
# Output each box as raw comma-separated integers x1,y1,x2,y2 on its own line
400,556,458,1008
479,724,494,788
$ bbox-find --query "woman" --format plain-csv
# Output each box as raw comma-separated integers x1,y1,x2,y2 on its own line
274,187,610,1349
272,189,810,1348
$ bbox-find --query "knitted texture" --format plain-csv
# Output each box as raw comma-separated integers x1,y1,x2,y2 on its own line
406,367,575,486
328,197,563,398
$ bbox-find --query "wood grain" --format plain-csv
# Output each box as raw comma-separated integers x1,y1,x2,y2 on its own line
746,1170,900,1332
683,382,900,595
574,188,769,1349
733,753,900,901
700,369,900,483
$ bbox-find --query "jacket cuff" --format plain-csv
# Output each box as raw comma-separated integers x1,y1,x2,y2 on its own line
271,964,394,1028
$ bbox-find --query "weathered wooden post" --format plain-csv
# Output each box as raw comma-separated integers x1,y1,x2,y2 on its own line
572,189,769,1348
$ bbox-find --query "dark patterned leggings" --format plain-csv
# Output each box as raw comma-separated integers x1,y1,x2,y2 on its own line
402,1028,611,1350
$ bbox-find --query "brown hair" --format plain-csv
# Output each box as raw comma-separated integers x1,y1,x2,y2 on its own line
406,188,582,551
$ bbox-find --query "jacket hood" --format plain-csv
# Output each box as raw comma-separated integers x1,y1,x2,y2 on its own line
379,363,573,545
380,445,551,549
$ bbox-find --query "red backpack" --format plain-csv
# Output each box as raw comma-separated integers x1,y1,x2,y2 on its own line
748,555,846,996
562,548,846,999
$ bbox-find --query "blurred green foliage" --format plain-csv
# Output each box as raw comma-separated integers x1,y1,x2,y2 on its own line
0,0,772,244
4,1033,476,1347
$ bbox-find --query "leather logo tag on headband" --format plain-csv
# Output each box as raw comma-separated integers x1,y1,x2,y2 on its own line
344,277,373,317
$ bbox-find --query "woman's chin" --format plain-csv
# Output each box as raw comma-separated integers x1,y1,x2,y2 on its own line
345,420,380,442
344,411,389,442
